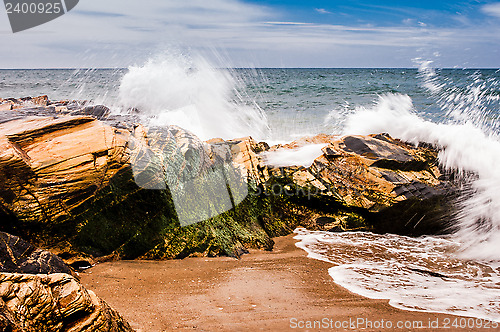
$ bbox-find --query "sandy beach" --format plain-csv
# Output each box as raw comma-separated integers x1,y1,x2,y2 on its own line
79,235,479,332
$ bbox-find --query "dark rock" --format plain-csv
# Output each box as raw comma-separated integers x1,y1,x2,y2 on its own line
410,268,450,278
315,216,336,226
0,232,75,276
73,105,110,120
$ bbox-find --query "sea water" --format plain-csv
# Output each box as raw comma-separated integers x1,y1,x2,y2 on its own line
1,56,499,321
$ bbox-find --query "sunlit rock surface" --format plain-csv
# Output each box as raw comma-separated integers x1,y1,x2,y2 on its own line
0,272,133,332
0,230,133,332
0,96,456,263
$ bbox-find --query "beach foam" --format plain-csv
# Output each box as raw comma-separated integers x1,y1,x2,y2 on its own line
294,228,500,322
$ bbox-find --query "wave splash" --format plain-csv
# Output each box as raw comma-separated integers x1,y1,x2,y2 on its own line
343,64,500,262
117,52,269,141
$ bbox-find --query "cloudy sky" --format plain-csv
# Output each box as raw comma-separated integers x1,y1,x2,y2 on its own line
1,0,500,68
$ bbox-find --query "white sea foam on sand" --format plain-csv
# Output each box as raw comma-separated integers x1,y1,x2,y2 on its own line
294,228,500,322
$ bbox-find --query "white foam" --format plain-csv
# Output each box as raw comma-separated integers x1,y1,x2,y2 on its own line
343,91,500,261
117,52,269,141
261,144,327,168
294,228,500,322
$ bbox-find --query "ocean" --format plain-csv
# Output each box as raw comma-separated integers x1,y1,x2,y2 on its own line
1,57,499,322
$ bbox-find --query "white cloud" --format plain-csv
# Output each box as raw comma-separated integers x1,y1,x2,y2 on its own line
482,3,500,18
315,8,332,15
0,0,499,68
264,22,310,25
402,18,415,25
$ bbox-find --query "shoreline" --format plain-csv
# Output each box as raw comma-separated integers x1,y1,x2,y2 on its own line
79,234,471,332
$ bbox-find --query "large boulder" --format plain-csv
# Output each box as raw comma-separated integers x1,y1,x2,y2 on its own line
252,133,455,235
0,231,134,331
0,96,457,262
0,97,273,261
0,272,133,332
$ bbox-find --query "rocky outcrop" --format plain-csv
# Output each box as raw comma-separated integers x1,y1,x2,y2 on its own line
254,133,454,235
0,97,273,261
0,272,133,332
0,96,456,263
0,232,76,275
0,230,133,331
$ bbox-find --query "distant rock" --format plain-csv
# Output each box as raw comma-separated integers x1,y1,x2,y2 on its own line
73,105,111,119
1,95,49,108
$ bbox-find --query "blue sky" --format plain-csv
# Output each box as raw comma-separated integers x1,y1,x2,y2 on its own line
1,0,500,68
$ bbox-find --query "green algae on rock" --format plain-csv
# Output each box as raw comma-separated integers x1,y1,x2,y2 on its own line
0,97,457,263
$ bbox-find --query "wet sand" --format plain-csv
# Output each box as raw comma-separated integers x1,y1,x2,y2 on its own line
80,235,482,331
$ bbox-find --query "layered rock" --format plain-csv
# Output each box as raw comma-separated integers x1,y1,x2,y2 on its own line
0,97,273,261
255,133,454,235
0,231,133,331
0,96,456,263
0,232,76,275
0,272,133,331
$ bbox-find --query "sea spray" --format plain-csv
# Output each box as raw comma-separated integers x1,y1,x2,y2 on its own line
261,143,328,168
61,68,124,105
297,65,500,321
343,68,500,261
117,52,269,140
417,60,500,134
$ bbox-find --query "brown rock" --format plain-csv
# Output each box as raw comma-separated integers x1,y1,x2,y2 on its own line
0,272,134,331
0,103,12,112
227,136,270,184
7,95,49,109
0,115,130,232
253,133,454,235
310,133,443,211
257,133,444,212
31,95,49,107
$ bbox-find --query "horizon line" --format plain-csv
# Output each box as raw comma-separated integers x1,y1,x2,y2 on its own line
0,67,499,70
